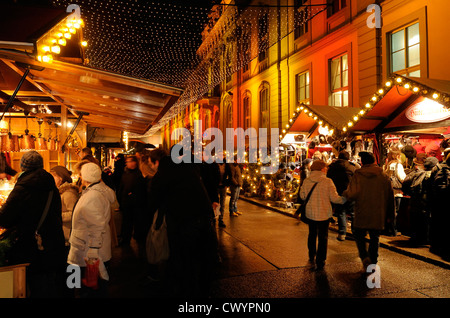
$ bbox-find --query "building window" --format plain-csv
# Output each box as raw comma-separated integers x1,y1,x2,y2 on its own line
294,0,309,39
258,13,269,62
390,22,420,77
243,94,251,130
225,98,233,129
330,53,349,107
327,0,346,18
296,71,310,104
260,85,270,129
242,31,251,73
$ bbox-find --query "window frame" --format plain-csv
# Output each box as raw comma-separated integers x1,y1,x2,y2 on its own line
294,0,309,39
329,53,349,107
259,83,270,129
327,0,347,18
243,91,251,131
389,21,421,77
296,70,310,105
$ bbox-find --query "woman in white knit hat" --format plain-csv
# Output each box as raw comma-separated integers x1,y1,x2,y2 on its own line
67,162,117,296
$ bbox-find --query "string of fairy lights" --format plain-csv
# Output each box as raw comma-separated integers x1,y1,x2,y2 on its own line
50,0,326,137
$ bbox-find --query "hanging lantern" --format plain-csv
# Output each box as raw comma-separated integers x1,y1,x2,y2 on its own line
1,117,19,152
20,115,35,151
35,118,47,151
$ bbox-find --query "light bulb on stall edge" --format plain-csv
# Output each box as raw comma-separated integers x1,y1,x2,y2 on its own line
81,41,88,47
51,45,61,54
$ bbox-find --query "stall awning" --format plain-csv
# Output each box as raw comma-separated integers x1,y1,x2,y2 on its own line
0,53,183,135
0,4,184,135
348,75,450,136
280,103,361,142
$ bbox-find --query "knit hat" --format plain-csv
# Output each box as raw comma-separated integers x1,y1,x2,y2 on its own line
20,150,43,172
80,162,102,183
50,166,73,184
424,156,439,170
310,160,327,171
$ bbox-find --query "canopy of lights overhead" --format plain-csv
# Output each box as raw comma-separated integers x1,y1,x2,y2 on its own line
51,0,326,137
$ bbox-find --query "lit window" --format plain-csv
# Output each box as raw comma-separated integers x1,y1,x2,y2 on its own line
243,94,251,130
296,71,310,104
260,86,270,129
390,22,420,77
330,53,349,107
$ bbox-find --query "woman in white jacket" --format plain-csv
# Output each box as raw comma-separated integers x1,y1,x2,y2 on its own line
68,163,117,295
300,160,346,270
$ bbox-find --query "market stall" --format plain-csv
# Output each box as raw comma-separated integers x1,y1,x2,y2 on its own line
344,74,450,236
242,103,362,207
0,3,183,297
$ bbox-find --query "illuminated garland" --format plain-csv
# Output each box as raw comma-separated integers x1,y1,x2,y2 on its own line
278,103,335,142
342,74,450,133
50,0,325,138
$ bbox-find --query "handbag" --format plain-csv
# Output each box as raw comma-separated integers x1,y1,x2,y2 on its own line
389,163,403,190
294,182,318,224
146,210,169,264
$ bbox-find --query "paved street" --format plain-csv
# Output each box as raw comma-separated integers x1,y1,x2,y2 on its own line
108,197,450,299
210,198,450,298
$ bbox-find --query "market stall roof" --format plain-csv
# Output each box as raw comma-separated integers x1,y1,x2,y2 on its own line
280,103,361,143
0,4,184,135
347,75,450,136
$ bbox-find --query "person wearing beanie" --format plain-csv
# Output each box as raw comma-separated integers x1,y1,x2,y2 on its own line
344,151,395,272
0,150,66,297
50,166,79,246
68,162,117,297
299,160,346,270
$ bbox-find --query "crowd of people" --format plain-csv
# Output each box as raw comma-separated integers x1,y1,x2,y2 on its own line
0,146,245,298
0,137,448,297
296,138,450,272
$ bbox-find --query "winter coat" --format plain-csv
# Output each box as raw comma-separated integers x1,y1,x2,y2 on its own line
117,167,146,210
0,168,66,273
299,171,346,221
199,162,220,204
68,181,116,266
217,163,232,188
229,164,243,187
326,159,359,195
343,164,395,230
58,182,80,244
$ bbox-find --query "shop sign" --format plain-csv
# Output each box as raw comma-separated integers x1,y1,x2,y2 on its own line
405,98,450,123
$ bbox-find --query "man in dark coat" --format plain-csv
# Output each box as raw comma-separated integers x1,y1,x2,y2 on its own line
147,153,219,297
327,150,359,241
117,155,146,247
0,151,66,297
